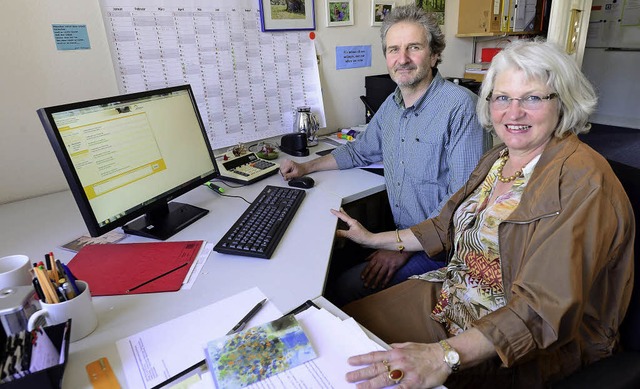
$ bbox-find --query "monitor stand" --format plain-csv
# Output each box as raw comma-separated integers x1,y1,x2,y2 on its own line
123,202,208,240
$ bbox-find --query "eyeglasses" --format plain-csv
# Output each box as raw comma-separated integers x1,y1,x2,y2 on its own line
487,93,558,110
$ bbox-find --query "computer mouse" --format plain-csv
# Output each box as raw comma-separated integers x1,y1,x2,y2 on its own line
288,176,315,189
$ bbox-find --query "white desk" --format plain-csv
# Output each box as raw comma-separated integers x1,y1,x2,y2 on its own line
0,143,385,388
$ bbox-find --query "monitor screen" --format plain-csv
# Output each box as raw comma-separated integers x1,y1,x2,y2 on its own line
38,85,219,240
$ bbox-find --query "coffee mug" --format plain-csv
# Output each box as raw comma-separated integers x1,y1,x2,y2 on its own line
0,255,32,289
27,280,98,342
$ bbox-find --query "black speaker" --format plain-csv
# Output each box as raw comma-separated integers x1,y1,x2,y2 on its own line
280,133,309,157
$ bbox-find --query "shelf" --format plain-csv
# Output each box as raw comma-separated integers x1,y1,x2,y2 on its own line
456,31,541,38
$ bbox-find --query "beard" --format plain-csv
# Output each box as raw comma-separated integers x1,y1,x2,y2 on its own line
390,65,431,88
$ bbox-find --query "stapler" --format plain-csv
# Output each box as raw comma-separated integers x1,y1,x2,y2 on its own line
280,133,309,157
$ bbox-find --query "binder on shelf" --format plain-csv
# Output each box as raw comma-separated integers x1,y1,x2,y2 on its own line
501,0,512,32
457,0,502,35
511,0,526,32
523,0,538,31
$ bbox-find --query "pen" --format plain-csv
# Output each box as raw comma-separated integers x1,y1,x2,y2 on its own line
125,262,189,294
204,181,225,194
226,298,267,335
60,262,81,296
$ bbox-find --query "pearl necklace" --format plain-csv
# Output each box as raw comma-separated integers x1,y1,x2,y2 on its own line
496,154,523,183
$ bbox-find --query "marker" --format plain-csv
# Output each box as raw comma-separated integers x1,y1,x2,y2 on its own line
226,298,268,335
32,278,46,301
62,282,76,299
337,133,353,141
204,182,225,194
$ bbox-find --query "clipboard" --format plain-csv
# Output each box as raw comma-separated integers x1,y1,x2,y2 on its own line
68,241,204,296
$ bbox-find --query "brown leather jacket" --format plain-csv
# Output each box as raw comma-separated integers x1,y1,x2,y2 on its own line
410,133,635,384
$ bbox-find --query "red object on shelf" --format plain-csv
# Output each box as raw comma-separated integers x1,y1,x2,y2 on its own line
481,48,502,63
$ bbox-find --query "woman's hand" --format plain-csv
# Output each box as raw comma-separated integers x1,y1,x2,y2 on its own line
331,208,376,247
345,342,450,388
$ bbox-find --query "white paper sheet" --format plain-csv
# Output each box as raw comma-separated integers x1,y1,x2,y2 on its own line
116,287,280,389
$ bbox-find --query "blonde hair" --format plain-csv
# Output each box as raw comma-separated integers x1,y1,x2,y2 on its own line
477,39,597,136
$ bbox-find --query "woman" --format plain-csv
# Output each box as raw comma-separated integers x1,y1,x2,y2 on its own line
331,40,635,388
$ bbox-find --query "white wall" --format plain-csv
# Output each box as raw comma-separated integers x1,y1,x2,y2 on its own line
0,0,476,205
582,48,640,129
0,1,119,205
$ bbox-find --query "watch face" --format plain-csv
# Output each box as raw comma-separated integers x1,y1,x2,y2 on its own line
445,350,460,365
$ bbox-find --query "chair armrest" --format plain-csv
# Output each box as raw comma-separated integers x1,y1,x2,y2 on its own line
551,352,640,389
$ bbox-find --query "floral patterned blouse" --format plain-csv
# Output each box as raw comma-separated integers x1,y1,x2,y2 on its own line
412,149,541,335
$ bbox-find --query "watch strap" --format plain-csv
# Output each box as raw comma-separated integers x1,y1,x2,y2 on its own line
438,339,460,372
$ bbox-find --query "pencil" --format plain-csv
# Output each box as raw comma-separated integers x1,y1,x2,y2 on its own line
34,266,59,304
49,252,59,282
125,262,189,294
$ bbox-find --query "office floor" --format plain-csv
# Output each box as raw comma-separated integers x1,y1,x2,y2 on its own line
579,124,640,169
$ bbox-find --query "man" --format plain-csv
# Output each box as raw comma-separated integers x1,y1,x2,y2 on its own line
280,5,489,306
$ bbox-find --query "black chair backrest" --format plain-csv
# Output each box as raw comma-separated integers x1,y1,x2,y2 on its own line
608,159,640,352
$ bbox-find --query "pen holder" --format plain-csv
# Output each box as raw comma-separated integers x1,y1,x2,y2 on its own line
27,280,97,342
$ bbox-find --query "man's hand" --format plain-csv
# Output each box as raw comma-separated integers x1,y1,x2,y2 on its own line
279,159,307,180
361,249,412,289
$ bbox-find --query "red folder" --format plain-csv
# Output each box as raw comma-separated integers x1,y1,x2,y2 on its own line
68,241,203,296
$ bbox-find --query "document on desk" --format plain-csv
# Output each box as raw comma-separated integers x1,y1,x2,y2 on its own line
116,289,387,388
116,287,280,389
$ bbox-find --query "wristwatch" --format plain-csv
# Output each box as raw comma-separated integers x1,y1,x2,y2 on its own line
438,340,460,372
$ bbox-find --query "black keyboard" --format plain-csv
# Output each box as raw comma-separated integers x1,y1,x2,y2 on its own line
214,185,306,259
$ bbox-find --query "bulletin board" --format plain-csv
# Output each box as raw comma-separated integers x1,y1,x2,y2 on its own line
99,0,326,150
586,0,640,49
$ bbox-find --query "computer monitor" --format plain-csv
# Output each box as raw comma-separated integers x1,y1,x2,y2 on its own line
38,85,219,240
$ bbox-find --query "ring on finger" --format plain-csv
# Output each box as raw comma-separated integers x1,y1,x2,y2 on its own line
382,359,390,372
388,369,404,384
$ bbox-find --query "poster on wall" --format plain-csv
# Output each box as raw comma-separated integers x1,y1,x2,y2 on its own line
415,0,445,26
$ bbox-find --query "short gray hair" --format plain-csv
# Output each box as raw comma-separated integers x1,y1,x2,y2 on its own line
477,39,597,137
380,5,445,66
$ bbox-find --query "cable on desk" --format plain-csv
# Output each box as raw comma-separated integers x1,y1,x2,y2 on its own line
217,193,252,205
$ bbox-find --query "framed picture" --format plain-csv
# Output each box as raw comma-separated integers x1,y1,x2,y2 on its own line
259,0,316,32
416,0,445,26
326,0,354,27
371,0,395,27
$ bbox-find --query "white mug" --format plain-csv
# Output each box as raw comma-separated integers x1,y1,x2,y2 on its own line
27,280,98,342
0,255,32,289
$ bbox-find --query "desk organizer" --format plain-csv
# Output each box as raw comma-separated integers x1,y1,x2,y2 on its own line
0,320,71,389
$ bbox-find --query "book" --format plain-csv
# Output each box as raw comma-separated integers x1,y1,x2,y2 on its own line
60,231,126,253
465,62,491,71
204,315,317,388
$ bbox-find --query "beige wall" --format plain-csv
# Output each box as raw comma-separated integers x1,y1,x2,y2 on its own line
0,0,475,204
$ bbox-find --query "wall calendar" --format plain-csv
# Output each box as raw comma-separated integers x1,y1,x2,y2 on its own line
99,0,325,150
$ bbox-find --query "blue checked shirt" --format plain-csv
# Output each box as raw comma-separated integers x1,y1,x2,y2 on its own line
332,70,488,229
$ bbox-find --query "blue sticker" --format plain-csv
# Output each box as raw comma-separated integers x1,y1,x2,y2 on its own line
52,24,91,51
336,45,372,70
